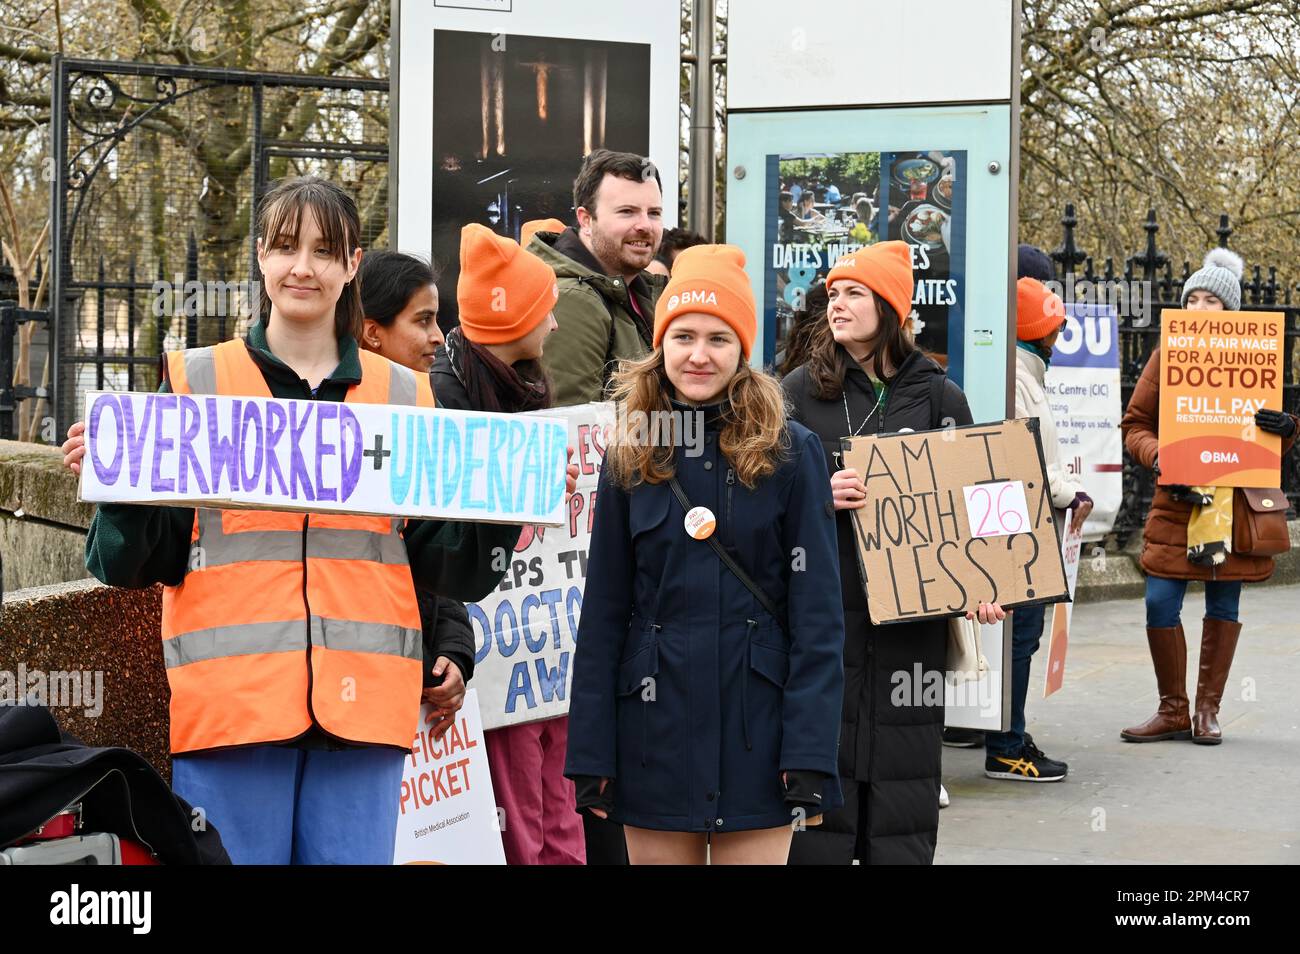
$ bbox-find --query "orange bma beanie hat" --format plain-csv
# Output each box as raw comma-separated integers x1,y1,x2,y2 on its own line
824,240,914,324
519,218,566,249
457,223,559,345
1016,277,1066,342
652,244,757,359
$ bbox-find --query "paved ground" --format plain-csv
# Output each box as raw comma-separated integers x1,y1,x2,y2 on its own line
936,583,1300,864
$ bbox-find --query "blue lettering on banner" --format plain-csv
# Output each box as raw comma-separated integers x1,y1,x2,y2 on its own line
494,600,520,657
486,416,510,511
440,417,462,506
461,418,487,510
535,653,569,703
413,415,440,506
521,593,546,652
390,413,414,506
506,662,537,712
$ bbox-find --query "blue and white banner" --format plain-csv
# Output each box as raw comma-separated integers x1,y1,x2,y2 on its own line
1047,303,1123,540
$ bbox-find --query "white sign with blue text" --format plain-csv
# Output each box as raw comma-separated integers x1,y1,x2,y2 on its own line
77,390,570,527
469,403,614,730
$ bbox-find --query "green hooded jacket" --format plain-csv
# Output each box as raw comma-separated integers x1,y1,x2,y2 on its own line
527,226,668,407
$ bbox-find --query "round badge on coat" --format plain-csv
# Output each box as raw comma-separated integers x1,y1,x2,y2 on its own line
684,506,716,540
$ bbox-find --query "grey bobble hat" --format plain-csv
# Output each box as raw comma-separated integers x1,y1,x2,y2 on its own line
1181,248,1244,311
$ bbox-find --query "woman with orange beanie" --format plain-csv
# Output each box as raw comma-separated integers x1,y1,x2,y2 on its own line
782,240,1004,865
565,244,847,864
429,223,584,864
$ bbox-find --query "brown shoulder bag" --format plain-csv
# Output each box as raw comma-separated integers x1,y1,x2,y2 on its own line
1232,488,1291,557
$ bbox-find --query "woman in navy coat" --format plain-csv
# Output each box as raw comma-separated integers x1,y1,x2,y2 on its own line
565,245,846,864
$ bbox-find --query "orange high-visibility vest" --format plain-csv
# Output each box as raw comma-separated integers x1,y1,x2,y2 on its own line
161,339,435,754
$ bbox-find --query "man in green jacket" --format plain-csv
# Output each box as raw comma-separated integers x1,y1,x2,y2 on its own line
526,149,668,407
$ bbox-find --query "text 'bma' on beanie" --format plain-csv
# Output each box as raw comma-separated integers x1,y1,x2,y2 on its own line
457,223,559,345
652,244,757,359
824,241,914,325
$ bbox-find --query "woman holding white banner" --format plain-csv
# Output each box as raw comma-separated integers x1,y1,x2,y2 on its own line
781,241,1004,865
565,244,846,865
61,176,521,865
1120,249,1298,746
426,223,586,865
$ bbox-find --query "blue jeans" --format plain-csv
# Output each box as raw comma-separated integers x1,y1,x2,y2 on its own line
985,603,1046,758
1144,575,1242,628
171,745,406,864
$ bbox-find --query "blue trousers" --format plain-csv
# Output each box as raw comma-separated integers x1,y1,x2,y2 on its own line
1144,574,1242,628
171,745,406,865
984,603,1046,758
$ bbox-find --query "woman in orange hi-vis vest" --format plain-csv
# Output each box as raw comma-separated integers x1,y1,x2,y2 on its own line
62,177,522,864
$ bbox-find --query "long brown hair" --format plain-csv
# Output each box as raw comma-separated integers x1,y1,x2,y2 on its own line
804,287,916,400
604,349,790,490
256,176,364,341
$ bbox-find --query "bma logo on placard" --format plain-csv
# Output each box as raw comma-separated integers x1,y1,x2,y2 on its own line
434,0,511,10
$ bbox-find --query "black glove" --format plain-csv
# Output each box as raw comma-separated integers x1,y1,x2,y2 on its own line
1255,408,1297,438
572,776,615,817
782,770,832,810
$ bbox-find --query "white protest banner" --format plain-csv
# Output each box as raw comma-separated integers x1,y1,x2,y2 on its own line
1044,520,1083,699
78,391,569,526
469,403,614,730
394,690,505,865
1047,302,1122,540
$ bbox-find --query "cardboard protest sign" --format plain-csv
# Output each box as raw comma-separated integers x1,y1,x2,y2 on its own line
841,418,1070,625
1157,310,1284,487
1043,520,1083,699
394,690,506,865
78,390,569,526
470,403,614,731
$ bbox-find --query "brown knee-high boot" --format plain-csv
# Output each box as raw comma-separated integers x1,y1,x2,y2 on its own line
1121,624,1191,742
1192,617,1243,745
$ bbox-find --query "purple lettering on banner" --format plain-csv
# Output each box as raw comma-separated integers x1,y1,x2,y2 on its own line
263,401,289,496
460,418,487,511
284,405,312,504
338,406,362,502
151,394,178,493
240,401,264,490
207,397,241,495
314,403,338,503
87,394,124,486
121,395,154,487
287,402,316,502
177,396,210,495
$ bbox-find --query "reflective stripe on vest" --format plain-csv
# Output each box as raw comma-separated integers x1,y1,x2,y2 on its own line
161,339,433,754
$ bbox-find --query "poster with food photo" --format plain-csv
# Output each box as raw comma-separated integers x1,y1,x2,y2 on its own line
764,150,967,372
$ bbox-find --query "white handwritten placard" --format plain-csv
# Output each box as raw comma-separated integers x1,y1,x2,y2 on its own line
78,390,569,526
962,480,1030,539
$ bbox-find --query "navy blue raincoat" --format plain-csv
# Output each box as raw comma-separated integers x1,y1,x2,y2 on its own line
565,405,845,833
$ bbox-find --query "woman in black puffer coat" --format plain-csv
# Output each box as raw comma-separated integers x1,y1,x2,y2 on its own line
783,241,1003,865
